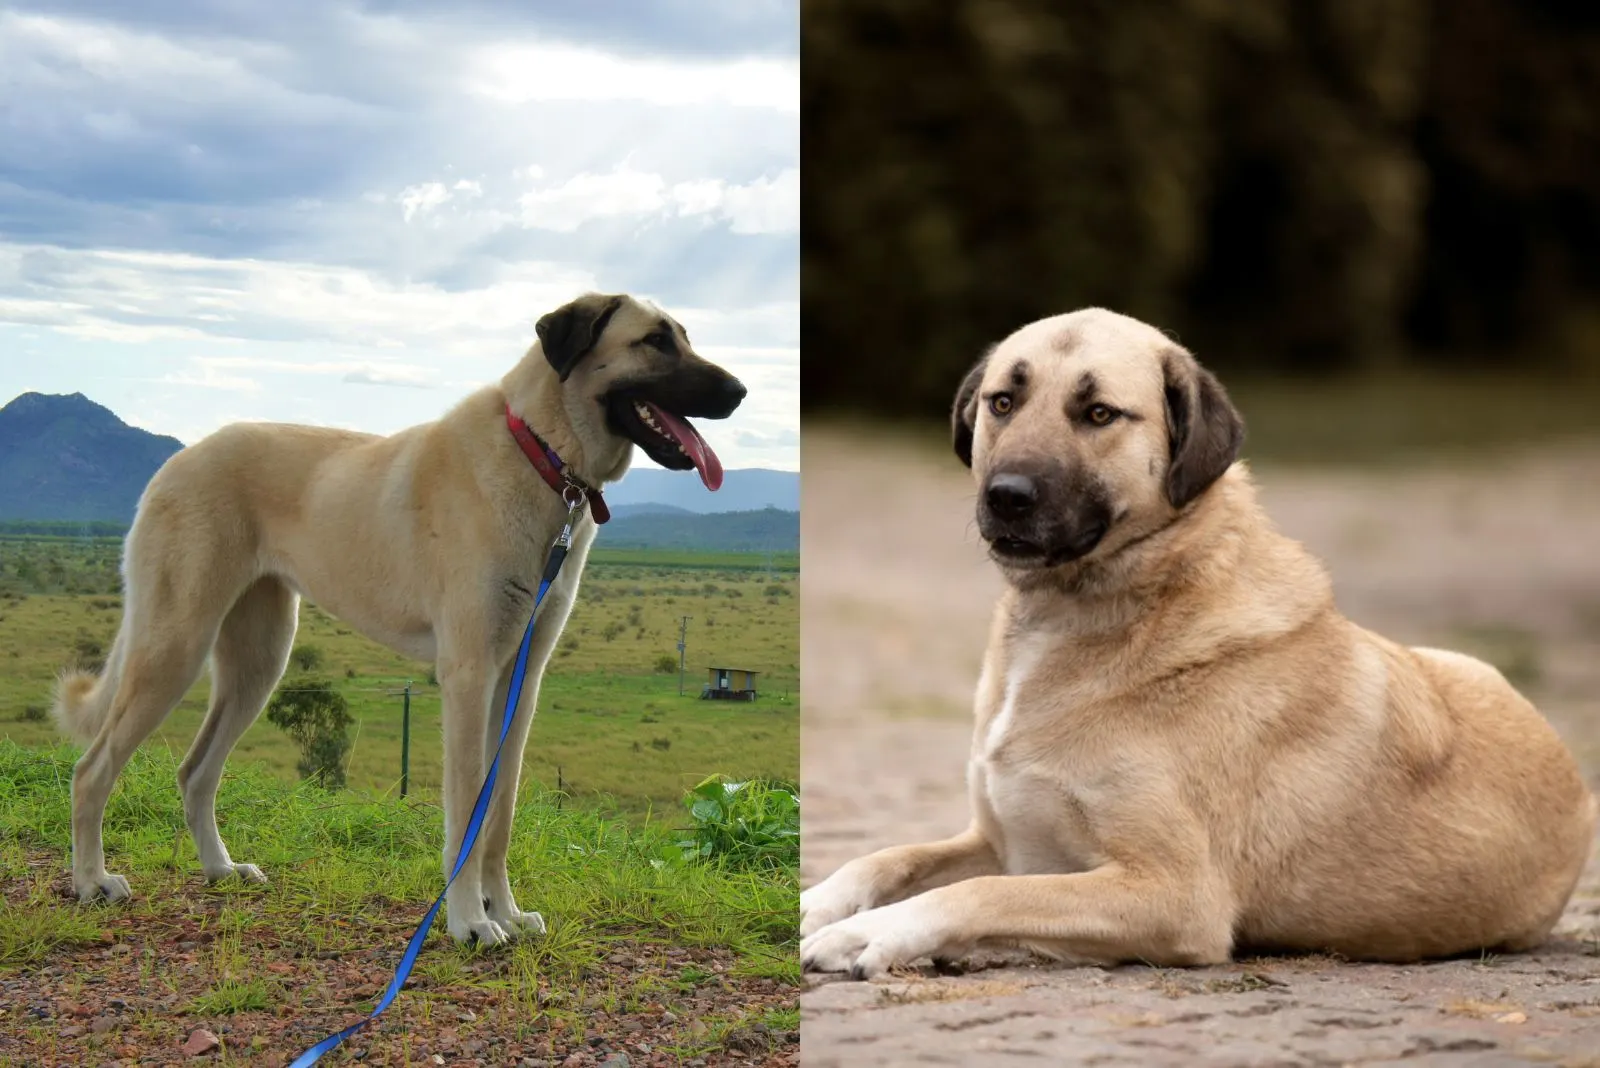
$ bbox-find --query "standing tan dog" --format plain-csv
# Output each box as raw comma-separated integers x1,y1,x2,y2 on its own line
801,308,1596,978
54,293,745,945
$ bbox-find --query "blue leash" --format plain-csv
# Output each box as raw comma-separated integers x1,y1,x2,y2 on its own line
290,502,578,1067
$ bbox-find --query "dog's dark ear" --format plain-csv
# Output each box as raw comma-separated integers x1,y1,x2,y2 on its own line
951,350,991,468
1162,349,1245,508
536,294,625,382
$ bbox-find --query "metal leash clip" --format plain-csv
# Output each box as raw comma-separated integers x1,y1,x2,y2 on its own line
557,479,585,547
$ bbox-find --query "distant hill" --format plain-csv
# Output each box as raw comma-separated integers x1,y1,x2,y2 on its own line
606,502,697,520
607,466,798,514
598,507,798,553
0,393,183,523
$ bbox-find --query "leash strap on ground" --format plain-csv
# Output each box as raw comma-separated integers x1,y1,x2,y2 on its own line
290,509,576,1067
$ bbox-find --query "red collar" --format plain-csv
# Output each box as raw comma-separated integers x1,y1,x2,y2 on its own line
504,404,610,524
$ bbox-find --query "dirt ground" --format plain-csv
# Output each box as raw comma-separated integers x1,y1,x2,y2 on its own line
799,426,1600,1067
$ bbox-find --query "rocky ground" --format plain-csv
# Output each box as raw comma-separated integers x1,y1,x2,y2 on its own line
800,427,1600,1067
1,853,798,1068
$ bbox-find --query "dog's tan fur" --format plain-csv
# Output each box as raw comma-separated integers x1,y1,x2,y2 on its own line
54,293,744,945
800,308,1596,977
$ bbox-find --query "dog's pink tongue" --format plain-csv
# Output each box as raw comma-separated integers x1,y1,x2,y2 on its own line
645,402,724,491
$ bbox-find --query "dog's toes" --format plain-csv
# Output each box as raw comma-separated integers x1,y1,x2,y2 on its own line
505,910,546,936
205,863,268,886
233,863,269,885
456,920,512,948
78,873,131,903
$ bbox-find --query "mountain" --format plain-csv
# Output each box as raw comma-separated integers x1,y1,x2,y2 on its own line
606,502,697,520
598,507,798,552
0,393,184,523
606,466,798,514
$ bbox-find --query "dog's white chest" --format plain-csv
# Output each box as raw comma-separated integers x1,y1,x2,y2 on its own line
968,634,1098,876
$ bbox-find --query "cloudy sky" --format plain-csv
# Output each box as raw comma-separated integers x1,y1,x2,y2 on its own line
0,1,799,473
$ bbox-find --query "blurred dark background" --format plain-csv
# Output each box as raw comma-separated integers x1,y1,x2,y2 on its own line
802,0,1600,453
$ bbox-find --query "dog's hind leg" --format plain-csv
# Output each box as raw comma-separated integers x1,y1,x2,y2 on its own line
71,610,220,903
178,576,298,885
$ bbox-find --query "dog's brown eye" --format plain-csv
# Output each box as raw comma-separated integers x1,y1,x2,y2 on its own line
1086,403,1117,426
989,394,1014,416
642,332,670,350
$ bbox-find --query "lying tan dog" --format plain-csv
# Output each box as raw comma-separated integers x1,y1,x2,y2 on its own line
55,293,744,945
801,308,1596,978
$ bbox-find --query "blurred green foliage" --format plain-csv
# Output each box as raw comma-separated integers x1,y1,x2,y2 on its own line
803,0,1600,415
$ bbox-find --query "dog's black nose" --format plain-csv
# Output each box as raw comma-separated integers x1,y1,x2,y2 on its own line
724,377,748,406
985,473,1037,520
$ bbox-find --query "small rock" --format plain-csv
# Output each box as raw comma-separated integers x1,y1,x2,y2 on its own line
587,1035,606,1047
620,1019,643,1033
61,1025,85,1039
431,1056,445,1066
180,1029,220,1057
108,998,128,1011
520,1059,549,1068
1495,1011,1528,1024
599,1055,630,1068
91,1016,117,1034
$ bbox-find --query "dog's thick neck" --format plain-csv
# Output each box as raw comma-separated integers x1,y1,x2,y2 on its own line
501,348,633,488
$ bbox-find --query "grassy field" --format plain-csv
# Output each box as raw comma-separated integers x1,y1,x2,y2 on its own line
0,741,798,1066
0,544,798,819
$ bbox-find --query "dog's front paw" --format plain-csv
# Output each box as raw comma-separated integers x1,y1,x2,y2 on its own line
447,915,513,948
801,898,948,980
800,864,877,938
75,872,131,904
491,907,546,936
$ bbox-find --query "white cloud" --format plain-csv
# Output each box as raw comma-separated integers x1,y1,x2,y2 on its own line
469,43,797,113
0,4,798,473
514,165,798,234
342,366,435,388
399,182,454,222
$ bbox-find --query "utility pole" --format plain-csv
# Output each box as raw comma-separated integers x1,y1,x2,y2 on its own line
678,616,691,696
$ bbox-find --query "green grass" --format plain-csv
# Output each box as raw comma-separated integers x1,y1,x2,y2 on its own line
0,551,797,820
0,739,798,1062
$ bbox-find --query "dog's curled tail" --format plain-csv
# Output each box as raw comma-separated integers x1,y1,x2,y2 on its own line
51,641,122,745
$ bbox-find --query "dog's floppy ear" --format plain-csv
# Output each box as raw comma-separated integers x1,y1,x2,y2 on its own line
536,294,625,382
950,349,991,468
1162,348,1245,508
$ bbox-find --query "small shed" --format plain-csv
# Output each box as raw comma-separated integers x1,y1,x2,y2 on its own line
702,666,759,701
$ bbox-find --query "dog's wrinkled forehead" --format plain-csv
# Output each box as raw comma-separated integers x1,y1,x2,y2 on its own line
986,308,1170,400
601,298,689,349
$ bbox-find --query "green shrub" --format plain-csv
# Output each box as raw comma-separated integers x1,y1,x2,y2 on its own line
678,776,799,871
265,678,352,789
289,643,324,672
